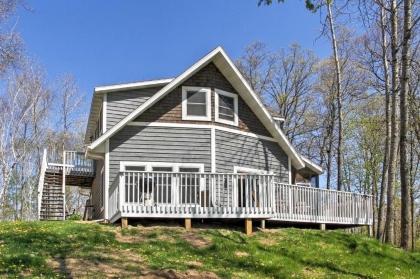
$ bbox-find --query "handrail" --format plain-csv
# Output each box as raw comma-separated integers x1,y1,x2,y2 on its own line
109,171,373,225
37,148,48,220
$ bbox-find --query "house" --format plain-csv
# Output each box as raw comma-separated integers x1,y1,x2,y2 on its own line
37,47,372,234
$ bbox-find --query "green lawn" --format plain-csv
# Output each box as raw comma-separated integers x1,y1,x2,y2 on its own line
0,221,418,278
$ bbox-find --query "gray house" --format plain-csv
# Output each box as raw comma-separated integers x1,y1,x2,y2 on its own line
38,47,372,233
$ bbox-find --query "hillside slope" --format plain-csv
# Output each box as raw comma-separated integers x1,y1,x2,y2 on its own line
0,221,418,278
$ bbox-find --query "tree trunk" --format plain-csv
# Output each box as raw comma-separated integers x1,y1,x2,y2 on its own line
377,5,391,241
327,2,343,191
399,0,413,251
385,0,399,245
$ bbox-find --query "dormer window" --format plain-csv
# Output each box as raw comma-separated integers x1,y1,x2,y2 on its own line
182,86,211,121
215,89,238,126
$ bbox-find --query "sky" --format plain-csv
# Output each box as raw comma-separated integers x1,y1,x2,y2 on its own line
15,0,331,108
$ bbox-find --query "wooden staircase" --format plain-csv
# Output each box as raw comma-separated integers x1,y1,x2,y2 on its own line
37,149,95,221
40,171,65,220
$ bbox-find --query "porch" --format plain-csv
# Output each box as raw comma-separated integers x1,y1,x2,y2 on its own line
109,171,373,226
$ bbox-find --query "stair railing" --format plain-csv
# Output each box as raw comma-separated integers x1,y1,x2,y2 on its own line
37,148,48,220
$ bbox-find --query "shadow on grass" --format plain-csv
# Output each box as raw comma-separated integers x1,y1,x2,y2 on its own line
0,221,115,277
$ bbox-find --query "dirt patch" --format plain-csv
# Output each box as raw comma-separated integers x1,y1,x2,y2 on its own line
141,269,219,279
114,228,147,243
234,251,249,258
47,249,145,277
258,238,278,246
181,232,212,248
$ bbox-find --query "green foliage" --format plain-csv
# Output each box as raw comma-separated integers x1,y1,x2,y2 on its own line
66,213,82,221
258,0,318,12
0,221,418,278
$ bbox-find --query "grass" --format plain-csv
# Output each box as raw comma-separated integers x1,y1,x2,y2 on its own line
0,221,418,278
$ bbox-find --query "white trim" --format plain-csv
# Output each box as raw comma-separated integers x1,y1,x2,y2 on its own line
215,47,305,169
181,86,212,121
102,93,107,133
273,116,285,122
233,166,269,174
301,156,323,174
120,161,205,173
127,122,277,142
211,127,216,172
104,140,109,220
88,47,222,151
214,89,238,126
288,157,292,184
94,78,174,93
87,46,305,170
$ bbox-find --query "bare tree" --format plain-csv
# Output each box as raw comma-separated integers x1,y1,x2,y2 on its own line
385,0,400,245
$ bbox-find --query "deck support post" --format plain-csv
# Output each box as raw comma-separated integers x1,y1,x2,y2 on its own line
121,217,128,229
368,225,373,237
260,220,266,230
184,218,192,231
320,223,326,231
245,219,253,236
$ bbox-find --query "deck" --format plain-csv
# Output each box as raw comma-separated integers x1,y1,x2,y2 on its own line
109,171,373,226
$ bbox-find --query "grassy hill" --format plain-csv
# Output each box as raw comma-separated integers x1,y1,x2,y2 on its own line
0,221,418,278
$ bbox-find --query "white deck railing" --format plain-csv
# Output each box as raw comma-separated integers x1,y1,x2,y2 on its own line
109,171,373,225
45,151,95,175
272,183,373,225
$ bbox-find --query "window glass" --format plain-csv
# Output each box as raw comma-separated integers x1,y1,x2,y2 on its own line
179,167,200,173
218,94,235,121
125,166,145,171
152,167,173,172
186,90,207,116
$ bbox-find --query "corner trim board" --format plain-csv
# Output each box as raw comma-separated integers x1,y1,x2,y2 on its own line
104,140,110,220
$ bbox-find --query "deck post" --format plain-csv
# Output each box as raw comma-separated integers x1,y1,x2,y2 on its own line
320,223,326,231
260,220,266,229
121,217,128,229
184,218,192,231
245,219,253,235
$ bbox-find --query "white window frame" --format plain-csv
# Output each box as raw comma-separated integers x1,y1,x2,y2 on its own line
215,89,238,126
182,86,212,121
120,161,204,173
233,166,269,174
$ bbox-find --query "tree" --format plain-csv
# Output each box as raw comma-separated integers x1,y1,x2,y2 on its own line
384,0,400,245
399,0,414,250
259,0,345,190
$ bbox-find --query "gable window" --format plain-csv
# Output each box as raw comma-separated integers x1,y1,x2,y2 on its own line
215,89,238,126
182,86,211,121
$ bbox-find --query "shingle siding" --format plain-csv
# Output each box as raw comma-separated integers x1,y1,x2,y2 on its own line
135,62,271,137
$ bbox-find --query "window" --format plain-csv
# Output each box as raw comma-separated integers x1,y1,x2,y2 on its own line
215,89,238,126
182,86,211,121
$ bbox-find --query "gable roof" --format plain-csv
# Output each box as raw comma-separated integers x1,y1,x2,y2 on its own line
87,47,307,170
85,78,173,143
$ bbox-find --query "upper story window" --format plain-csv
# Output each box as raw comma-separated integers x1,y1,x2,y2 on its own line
182,86,211,121
215,89,238,126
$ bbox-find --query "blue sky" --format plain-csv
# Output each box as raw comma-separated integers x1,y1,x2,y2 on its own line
16,0,330,105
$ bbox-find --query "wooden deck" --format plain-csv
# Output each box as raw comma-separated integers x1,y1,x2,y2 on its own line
109,172,373,225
